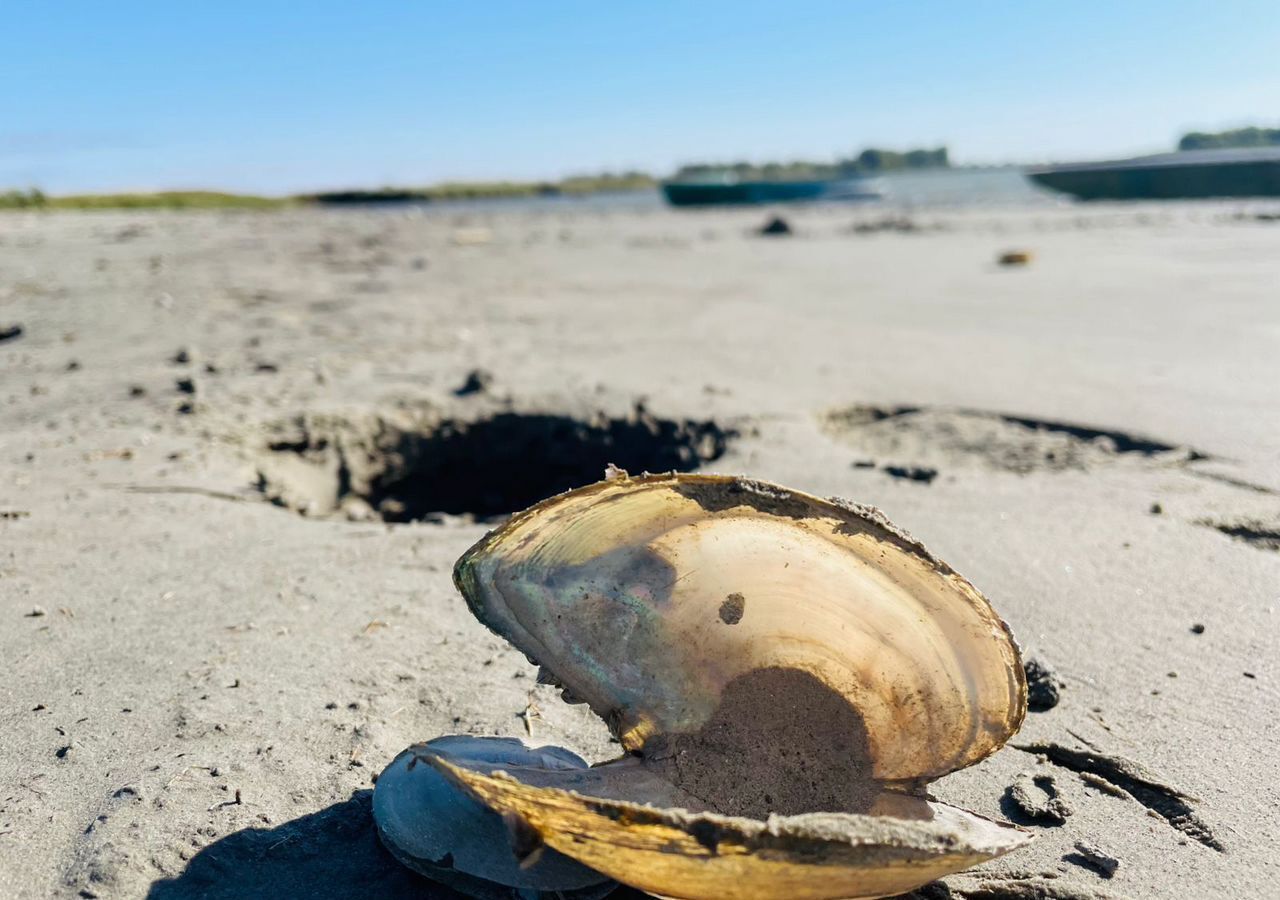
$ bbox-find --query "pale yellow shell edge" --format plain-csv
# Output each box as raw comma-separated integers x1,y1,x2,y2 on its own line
430,756,1033,900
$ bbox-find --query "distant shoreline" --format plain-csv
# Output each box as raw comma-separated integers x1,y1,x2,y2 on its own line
5,127,1275,211
0,163,1049,211
0,147,957,211
0,174,660,212
0,168,1049,213
0,168,1015,212
0,174,970,212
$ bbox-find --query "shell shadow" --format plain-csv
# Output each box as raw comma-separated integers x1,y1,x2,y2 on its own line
145,789,653,900
144,790,463,899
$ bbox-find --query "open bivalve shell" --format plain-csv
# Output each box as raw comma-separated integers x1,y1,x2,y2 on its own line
376,472,1030,899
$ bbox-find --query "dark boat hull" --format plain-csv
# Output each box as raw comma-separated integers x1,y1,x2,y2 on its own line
661,179,873,207
1029,148,1280,200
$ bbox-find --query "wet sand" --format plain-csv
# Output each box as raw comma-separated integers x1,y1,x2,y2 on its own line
1,201,1278,898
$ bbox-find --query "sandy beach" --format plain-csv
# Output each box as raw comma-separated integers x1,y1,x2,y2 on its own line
2,200,1279,899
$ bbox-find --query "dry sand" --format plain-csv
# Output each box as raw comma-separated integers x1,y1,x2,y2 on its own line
1,200,1278,899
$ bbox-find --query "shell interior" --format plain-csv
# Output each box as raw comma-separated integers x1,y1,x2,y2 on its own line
455,474,1025,796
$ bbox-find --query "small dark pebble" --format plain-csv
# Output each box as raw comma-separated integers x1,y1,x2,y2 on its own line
758,216,792,236
1190,623,1205,634
1150,502,1163,515
175,377,196,395
1244,672,1256,679
32,704,46,711
1023,655,1062,711
851,459,876,469
176,401,195,415
0,324,23,343
324,702,338,710
56,745,72,758
203,362,219,374
254,362,279,373
454,368,494,397
128,385,147,397
65,360,81,372
883,465,938,485
171,348,191,365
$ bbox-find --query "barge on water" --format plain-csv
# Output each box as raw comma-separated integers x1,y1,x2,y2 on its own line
1027,147,1280,200
661,175,880,207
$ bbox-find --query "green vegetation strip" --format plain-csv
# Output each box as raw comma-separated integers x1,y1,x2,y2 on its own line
1,190,291,210
1,173,658,211
1178,127,1280,152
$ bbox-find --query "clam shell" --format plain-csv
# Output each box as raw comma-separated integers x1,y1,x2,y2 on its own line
455,473,1026,788
380,473,1031,899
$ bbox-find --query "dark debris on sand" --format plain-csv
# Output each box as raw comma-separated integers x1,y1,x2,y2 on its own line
883,464,939,485
758,216,792,236
1005,772,1073,825
453,369,494,397
1023,656,1062,712
901,878,1129,899
1016,740,1223,851
1066,841,1120,879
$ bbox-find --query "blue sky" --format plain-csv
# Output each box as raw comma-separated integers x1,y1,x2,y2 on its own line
4,1,1278,194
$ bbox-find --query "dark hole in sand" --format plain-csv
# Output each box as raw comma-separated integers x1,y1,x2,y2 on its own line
370,413,731,521
826,404,1209,475
260,409,733,522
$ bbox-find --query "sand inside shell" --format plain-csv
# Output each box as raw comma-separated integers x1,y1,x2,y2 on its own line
646,667,887,819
